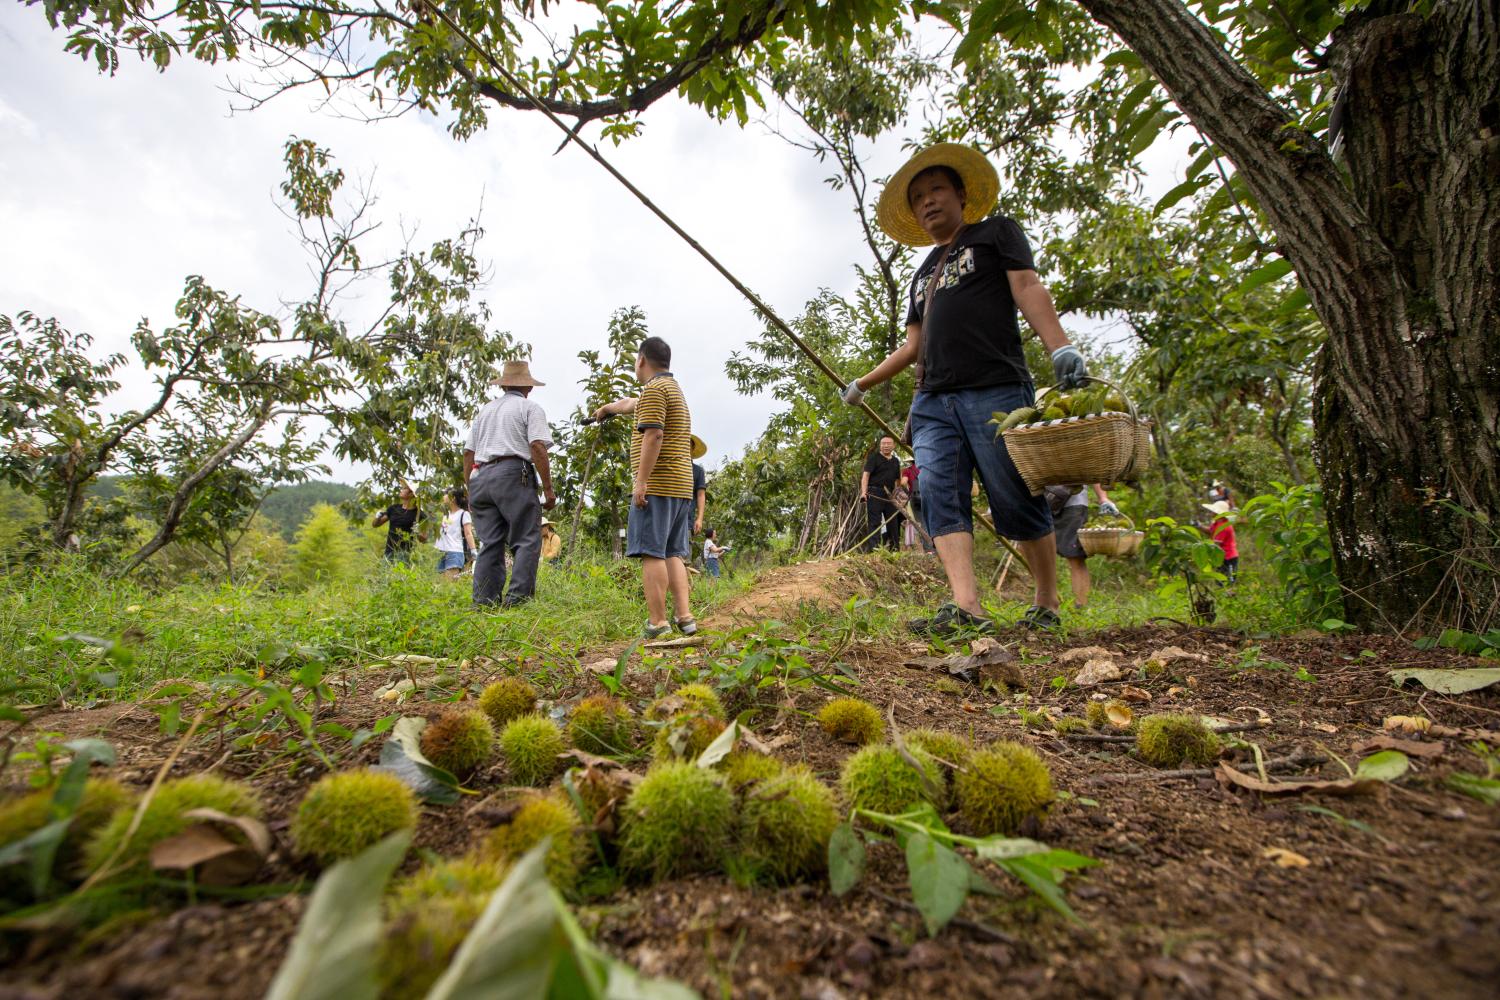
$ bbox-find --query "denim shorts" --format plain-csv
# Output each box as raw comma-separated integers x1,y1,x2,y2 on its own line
436,550,465,571
626,495,693,559
911,384,1053,541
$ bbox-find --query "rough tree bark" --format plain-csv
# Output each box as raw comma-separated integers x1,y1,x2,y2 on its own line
1077,0,1500,630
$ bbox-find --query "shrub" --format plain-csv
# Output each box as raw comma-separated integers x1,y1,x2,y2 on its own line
85,774,261,881
0,778,131,894
421,709,496,778
650,713,726,763
1136,714,1221,767
736,765,838,883
499,715,566,786
618,762,734,882
379,856,508,998
838,745,945,815
817,698,885,745
290,503,360,586
566,696,635,755
483,792,585,892
953,742,1054,836
478,677,537,728
290,769,417,867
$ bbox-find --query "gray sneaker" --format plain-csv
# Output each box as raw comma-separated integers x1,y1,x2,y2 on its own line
673,616,699,636
1018,605,1062,631
907,602,995,638
643,621,672,640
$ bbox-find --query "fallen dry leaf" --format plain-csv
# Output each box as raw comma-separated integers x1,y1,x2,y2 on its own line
1136,645,1210,672
1353,735,1444,758
1216,763,1381,797
1312,722,1339,734
150,809,271,887
1383,715,1433,734
1119,685,1152,703
1074,658,1123,686
1261,846,1311,868
1167,686,1188,698
583,658,618,675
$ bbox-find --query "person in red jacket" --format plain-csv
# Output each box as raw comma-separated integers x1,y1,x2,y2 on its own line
1203,500,1238,583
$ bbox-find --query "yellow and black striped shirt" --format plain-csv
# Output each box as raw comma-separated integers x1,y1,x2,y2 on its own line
630,373,694,500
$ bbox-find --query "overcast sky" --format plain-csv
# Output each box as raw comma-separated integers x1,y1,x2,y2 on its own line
1,8,1181,487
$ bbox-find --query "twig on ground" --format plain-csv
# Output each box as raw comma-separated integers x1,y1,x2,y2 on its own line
1063,719,1270,745
1081,751,1328,785
865,888,1018,945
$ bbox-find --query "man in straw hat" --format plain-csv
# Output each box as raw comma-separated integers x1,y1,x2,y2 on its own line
690,433,709,535
463,359,556,608
592,337,697,638
841,143,1091,635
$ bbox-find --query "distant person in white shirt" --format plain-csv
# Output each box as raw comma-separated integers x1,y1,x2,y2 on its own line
434,488,477,580
463,360,556,609
702,528,729,578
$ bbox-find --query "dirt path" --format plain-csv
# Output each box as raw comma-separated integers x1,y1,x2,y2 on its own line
5,557,1498,999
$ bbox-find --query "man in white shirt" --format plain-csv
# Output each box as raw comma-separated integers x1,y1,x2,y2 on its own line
463,360,556,608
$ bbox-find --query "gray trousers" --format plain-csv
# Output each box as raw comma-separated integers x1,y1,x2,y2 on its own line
468,461,542,607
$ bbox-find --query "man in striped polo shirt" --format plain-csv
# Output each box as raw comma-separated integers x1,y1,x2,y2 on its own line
593,336,697,638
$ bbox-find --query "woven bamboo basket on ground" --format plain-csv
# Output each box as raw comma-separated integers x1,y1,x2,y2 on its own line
1078,514,1144,558
1002,376,1153,495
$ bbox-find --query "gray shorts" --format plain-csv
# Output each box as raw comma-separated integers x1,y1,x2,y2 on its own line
626,495,692,560
1054,504,1088,559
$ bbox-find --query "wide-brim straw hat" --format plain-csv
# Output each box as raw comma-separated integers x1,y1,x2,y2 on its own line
491,359,545,387
1202,501,1231,516
690,433,707,460
876,143,1001,247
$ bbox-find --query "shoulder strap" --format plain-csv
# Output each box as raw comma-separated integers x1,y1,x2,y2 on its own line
914,225,964,390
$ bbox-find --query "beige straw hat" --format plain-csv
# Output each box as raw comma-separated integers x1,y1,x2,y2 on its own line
690,433,708,460
491,359,545,387
1202,501,1231,516
876,143,1001,247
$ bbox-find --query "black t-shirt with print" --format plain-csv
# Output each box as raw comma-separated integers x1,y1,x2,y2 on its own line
904,215,1036,392
863,452,902,497
383,504,423,554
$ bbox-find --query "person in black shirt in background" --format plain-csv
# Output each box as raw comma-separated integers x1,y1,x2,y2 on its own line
860,435,904,551
373,482,427,564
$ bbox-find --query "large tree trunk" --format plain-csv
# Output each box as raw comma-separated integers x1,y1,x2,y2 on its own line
1077,0,1500,631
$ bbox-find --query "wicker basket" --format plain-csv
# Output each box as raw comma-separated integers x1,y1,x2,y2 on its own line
1002,377,1153,495
1078,517,1144,558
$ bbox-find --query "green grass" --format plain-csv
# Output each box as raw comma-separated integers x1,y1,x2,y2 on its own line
0,558,751,698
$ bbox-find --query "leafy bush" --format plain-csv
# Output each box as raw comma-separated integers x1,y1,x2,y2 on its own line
290,503,361,586
1142,515,1226,623
1239,483,1341,624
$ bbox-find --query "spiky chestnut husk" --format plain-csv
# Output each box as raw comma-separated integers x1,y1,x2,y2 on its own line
617,762,734,882
478,677,537,728
420,708,496,778
0,778,131,894
645,683,725,722
379,857,508,998
650,713,726,763
953,742,1054,836
718,750,783,788
1135,713,1220,767
499,714,566,786
735,765,838,884
905,729,972,771
84,774,262,881
838,745,946,815
566,695,636,755
483,792,586,892
816,698,885,745
1052,717,1087,734
291,769,418,867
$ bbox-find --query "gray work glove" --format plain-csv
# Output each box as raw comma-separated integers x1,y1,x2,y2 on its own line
1050,345,1088,390
841,379,867,406
1099,500,1121,517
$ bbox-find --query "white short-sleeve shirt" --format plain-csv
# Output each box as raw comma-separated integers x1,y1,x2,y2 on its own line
466,390,552,462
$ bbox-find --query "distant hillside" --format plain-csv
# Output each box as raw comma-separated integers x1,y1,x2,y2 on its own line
260,481,358,539
87,476,357,540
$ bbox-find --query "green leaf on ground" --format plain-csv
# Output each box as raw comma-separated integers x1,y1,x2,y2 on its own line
905,831,971,937
376,716,461,803
1446,773,1500,805
827,822,865,897
1355,750,1410,782
265,829,410,1000
1388,667,1500,694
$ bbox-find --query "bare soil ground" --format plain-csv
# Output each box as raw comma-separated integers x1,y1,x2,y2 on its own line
4,556,1498,999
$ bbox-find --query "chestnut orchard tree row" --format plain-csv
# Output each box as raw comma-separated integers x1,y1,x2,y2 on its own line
29,0,1499,629
0,138,520,576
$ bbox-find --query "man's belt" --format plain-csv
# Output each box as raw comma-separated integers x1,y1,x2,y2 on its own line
473,455,528,469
